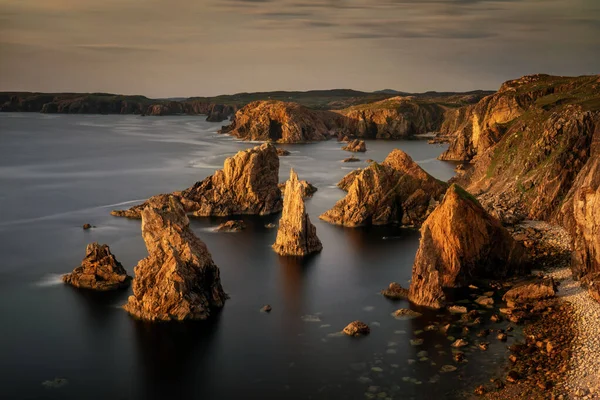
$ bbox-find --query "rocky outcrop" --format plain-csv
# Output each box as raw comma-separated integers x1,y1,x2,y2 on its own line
220,100,338,143
63,243,131,291
272,169,322,256
215,220,246,232
112,143,282,218
124,195,227,321
408,184,529,309
320,149,447,227
342,139,367,152
335,97,446,139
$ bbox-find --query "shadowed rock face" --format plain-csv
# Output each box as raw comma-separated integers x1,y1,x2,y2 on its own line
320,149,447,227
63,243,131,291
408,185,529,309
124,195,227,321
111,143,282,218
272,169,322,256
220,100,337,143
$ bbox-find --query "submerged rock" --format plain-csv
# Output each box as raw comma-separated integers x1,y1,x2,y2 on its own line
63,243,131,291
272,169,322,256
112,143,282,218
342,139,367,152
321,149,447,227
408,184,528,309
343,321,370,336
215,220,246,232
381,282,409,299
124,195,228,321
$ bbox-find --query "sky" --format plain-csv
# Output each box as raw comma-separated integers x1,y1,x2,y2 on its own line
0,0,599,97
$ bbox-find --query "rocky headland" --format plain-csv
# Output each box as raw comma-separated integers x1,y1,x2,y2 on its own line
124,195,228,321
320,149,447,227
63,242,131,291
112,143,282,218
272,169,322,256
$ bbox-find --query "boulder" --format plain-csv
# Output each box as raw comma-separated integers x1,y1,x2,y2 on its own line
408,184,528,308
123,195,228,321
342,139,367,152
343,321,370,336
63,243,131,291
112,143,282,218
272,169,323,256
321,149,447,227
502,278,557,304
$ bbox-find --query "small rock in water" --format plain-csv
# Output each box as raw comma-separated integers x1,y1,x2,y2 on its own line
440,365,457,373
453,352,465,362
371,367,383,373
410,339,424,346
475,296,494,306
82,223,92,230
506,370,520,383
260,304,272,313
448,305,468,314
478,342,489,351
452,339,469,347
474,385,486,395
343,321,370,336
490,314,502,322
393,309,422,318
265,223,277,229
416,350,428,358
42,378,68,389
497,332,508,342
381,282,409,299
215,220,246,232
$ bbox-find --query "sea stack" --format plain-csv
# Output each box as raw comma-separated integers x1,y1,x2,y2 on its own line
408,184,528,309
124,195,227,321
112,143,282,218
63,243,131,291
320,149,447,227
272,169,323,256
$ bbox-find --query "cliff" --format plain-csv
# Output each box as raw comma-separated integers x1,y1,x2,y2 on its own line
272,169,322,256
408,184,528,309
63,243,131,291
444,74,600,296
220,100,338,143
124,195,228,321
320,149,447,227
112,143,282,218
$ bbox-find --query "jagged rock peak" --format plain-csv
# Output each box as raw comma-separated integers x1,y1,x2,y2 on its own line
320,149,447,227
272,169,323,256
123,195,228,321
63,243,131,291
408,184,528,309
112,143,282,218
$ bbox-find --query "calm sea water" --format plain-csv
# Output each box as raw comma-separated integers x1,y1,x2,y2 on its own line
0,113,513,400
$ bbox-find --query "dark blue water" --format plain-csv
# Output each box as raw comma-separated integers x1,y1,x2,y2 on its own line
0,113,512,400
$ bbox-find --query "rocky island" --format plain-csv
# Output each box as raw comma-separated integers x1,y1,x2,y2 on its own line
112,143,282,218
63,243,131,291
123,195,228,321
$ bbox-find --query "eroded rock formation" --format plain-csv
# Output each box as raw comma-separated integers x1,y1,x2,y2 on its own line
63,243,131,291
342,139,367,152
343,321,370,336
220,100,337,143
112,143,282,218
408,184,528,309
272,169,322,256
278,180,317,199
124,195,227,321
320,149,447,227
337,169,362,191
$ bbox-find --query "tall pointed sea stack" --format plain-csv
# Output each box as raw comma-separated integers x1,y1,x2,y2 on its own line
112,143,282,218
272,169,323,256
124,195,227,321
408,184,528,309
